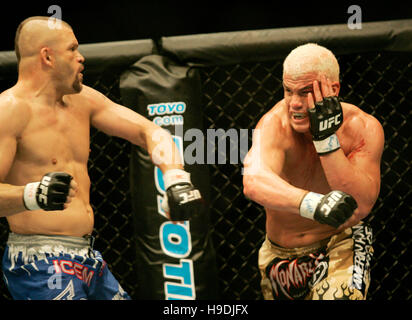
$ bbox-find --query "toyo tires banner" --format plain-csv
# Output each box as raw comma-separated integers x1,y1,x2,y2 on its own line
119,54,218,299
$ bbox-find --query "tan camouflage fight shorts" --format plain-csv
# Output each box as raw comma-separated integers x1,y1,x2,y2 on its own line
259,223,373,300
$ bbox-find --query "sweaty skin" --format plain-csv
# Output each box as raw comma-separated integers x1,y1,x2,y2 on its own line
0,19,182,236
243,73,384,248
2,86,94,236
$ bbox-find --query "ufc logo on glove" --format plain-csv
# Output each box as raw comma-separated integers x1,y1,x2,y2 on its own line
38,176,52,205
162,169,204,221
23,172,73,211
319,115,341,131
320,191,343,217
308,96,343,155
179,189,202,204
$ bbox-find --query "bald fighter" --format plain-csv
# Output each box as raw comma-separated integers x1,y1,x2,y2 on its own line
243,43,384,300
0,16,202,300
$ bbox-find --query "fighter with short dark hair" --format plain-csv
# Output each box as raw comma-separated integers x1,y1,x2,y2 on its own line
0,16,202,300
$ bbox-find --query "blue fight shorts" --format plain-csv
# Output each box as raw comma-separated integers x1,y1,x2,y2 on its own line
2,233,130,300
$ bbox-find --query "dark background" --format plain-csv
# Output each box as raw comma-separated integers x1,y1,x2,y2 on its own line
1,1,411,52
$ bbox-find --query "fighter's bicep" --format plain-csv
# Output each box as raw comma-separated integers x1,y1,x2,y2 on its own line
244,114,286,175
260,144,285,175
87,86,151,146
91,102,146,140
348,118,384,192
352,116,383,165
0,100,21,182
244,142,285,177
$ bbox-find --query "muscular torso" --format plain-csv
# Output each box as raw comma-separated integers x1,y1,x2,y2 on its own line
4,88,94,237
265,100,364,248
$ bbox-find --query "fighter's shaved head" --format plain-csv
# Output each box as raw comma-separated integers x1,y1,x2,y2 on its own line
15,16,72,63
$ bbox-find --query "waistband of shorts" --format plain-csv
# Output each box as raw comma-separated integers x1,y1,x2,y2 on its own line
7,232,94,251
266,235,331,257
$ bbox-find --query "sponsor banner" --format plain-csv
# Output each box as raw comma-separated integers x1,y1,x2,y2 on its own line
120,55,218,299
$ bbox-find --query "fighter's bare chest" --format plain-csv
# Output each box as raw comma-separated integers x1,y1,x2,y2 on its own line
281,133,352,193
281,146,327,192
17,104,91,165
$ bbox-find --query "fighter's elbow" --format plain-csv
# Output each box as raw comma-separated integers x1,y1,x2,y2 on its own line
243,174,257,201
355,201,375,220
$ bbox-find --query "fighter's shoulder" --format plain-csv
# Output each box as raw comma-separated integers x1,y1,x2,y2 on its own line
341,102,384,139
0,88,30,113
256,100,289,131
0,89,31,132
71,85,113,111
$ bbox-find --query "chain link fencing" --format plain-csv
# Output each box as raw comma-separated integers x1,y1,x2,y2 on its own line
0,25,411,300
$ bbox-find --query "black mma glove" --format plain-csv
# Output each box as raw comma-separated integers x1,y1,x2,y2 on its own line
299,190,357,228
161,169,202,221
23,172,73,211
308,96,343,155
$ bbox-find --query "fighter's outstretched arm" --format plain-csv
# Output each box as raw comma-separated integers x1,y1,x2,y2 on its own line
87,86,183,173
87,85,202,221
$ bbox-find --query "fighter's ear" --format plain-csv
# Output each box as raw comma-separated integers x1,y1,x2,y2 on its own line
40,47,53,67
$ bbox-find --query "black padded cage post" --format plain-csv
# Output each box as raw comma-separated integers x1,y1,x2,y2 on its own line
0,19,411,300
